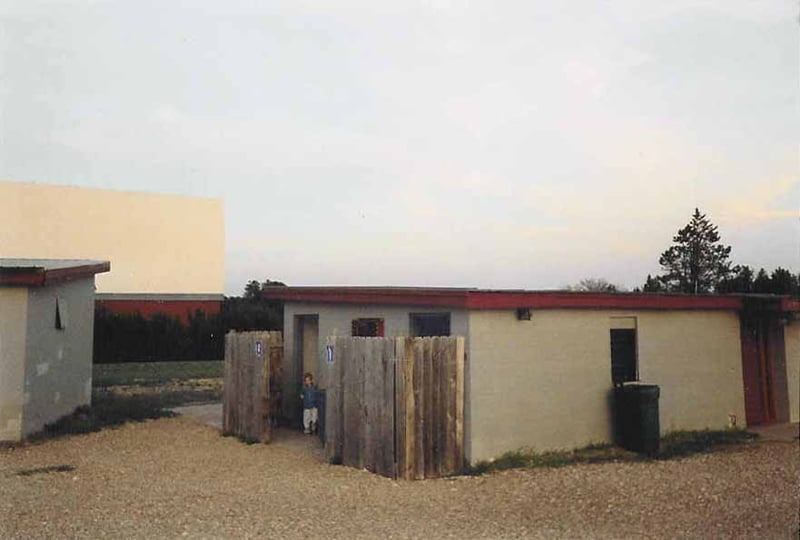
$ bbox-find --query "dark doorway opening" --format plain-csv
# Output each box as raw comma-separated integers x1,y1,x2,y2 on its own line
610,329,637,385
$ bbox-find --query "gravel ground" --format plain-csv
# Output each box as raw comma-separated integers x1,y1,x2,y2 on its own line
1,417,797,539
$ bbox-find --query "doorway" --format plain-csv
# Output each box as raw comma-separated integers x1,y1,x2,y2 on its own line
293,315,319,424
740,315,789,425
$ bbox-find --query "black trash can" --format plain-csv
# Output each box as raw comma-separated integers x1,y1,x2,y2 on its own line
614,383,660,455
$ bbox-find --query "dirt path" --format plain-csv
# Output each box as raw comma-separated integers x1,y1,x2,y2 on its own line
1,417,797,539
171,403,224,430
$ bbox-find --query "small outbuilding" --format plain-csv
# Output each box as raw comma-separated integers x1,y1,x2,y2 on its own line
0,259,110,442
263,287,799,463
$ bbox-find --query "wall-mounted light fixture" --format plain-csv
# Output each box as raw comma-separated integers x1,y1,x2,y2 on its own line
516,308,531,321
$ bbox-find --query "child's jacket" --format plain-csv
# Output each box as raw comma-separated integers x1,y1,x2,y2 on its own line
301,385,318,409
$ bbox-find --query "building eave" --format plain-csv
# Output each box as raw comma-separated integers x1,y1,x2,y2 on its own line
0,260,111,287
261,286,747,311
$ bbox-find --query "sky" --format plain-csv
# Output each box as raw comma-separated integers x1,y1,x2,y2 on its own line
1,0,797,295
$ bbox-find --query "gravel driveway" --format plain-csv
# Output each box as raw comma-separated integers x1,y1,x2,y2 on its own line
1,417,797,539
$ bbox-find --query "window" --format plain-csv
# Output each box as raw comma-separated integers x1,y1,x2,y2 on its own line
610,328,637,385
410,313,451,337
352,318,384,337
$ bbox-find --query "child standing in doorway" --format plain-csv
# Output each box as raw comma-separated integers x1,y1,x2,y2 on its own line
300,372,318,434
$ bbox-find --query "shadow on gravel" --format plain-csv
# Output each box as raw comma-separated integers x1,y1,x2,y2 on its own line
16,464,76,476
26,391,177,443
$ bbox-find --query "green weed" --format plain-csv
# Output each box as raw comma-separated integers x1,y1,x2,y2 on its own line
464,429,758,476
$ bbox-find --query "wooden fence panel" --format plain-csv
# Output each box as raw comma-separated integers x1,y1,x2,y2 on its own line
325,336,464,480
222,330,280,443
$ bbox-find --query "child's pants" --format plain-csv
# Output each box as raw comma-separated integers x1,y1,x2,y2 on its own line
303,407,318,432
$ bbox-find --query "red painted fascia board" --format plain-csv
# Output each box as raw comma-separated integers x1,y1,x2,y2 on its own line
0,268,46,286
261,288,471,308
43,262,111,285
0,262,110,287
262,287,743,311
465,292,742,310
781,298,800,312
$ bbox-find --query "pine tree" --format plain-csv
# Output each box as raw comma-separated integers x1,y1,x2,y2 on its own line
657,208,732,293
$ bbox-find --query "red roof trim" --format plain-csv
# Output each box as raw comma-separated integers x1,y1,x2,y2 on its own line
262,287,745,311
0,268,46,286
781,298,800,312
0,262,110,287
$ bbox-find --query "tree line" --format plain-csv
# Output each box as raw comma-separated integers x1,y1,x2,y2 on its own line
93,279,285,363
639,208,798,296
574,208,798,297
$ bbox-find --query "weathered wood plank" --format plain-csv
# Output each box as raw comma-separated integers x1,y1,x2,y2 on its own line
402,338,416,480
412,337,426,480
335,336,347,463
433,337,445,478
342,337,358,468
393,338,404,479
454,336,465,472
380,338,395,478
262,333,271,442
423,337,438,479
222,331,232,434
363,338,378,474
442,337,457,474
324,337,339,462
356,338,367,470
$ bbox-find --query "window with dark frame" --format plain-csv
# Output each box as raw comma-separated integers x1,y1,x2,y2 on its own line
410,313,451,337
610,328,637,385
55,297,67,330
351,318,384,337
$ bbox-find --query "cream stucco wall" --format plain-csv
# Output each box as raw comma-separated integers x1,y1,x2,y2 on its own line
786,322,800,423
22,278,96,437
0,180,224,294
0,288,27,442
467,309,745,462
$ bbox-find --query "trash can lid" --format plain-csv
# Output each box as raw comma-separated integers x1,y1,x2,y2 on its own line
619,382,660,396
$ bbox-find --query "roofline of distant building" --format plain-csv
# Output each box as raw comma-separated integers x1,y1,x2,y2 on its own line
261,286,800,313
0,260,110,287
95,293,224,301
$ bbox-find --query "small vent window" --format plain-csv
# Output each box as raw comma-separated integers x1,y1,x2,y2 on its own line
55,297,68,330
352,318,384,337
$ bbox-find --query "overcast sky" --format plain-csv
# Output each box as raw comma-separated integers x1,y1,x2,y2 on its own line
1,1,797,295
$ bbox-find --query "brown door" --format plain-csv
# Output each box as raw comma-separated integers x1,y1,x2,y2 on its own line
740,318,777,425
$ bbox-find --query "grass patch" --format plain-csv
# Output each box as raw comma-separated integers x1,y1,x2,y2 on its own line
659,429,759,459
92,360,224,387
464,429,758,476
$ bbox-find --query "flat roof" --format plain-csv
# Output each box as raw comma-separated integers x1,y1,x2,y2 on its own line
260,286,764,311
0,259,110,287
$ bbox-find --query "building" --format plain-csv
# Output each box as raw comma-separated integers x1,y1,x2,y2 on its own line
262,287,799,463
0,259,109,442
0,180,224,322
